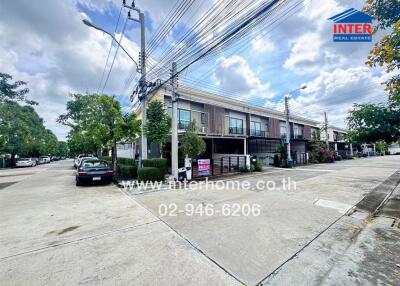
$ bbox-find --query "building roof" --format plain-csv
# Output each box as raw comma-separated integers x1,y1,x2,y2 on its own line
170,85,320,126
329,8,373,23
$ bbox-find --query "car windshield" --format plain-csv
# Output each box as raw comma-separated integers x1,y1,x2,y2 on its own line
19,158,29,161
81,160,109,168
39,156,46,159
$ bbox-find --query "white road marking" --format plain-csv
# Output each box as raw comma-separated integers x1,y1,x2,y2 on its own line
314,199,353,214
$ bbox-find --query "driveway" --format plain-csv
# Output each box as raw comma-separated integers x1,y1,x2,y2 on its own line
1,156,399,285
0,160,239,286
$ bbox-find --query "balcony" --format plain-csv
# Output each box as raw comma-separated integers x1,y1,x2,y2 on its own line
249,129,267,137
229,127,245,135
293,134,304,140
178,121,190,130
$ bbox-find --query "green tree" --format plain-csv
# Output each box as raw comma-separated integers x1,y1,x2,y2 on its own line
347,1,400,143
57,141,69,157
364,0,400,102
0,102,56,163
0,73,37,105
58,93,140,172
179,121,206,158
347,103,400,144
145,100,171,157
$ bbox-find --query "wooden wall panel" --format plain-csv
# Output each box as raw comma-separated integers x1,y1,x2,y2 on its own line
269,118,280,138
303,125,311,140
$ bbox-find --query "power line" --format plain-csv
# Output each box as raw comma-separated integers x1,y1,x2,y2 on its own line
101,15,129,94
97,5,123,94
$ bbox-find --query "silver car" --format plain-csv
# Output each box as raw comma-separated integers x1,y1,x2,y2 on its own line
16,158,37,167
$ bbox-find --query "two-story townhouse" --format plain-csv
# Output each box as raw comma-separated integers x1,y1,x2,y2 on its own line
320,125,354,156
134,86,320,167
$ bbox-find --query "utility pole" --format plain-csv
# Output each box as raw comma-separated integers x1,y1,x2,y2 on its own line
284,95,291,161
124,0,147,164
171,62,178,179
324,112,329,150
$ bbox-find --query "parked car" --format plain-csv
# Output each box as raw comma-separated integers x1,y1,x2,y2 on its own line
39,156,51,164
76,159,114,186
51,156,61,161
74,154,94,168
15,158,36,167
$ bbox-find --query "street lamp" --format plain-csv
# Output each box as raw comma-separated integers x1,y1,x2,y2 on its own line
284,85,307,166
82,19,139,69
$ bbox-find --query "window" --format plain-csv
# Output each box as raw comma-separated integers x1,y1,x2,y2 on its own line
200,113,206,125
250,121,261,136
229,117,243,134
293,125,303,138
167,106,172,117
280,122,287,138
178,109,191,129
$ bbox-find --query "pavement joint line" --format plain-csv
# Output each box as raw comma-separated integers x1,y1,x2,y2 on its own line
0,220,160,261
256,167,400,285
119,188,246,286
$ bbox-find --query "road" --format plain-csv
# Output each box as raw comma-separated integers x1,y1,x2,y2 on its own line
1,157,399,285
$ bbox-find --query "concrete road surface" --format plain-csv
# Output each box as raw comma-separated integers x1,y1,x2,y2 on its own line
1,156,400,285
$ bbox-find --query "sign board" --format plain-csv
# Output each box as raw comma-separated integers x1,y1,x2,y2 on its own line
198,159,211,176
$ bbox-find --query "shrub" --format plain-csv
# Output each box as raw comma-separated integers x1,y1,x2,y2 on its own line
117,157,136,165
255,159,264,172
142,158,167,175
118,164,137,180
138,167,164,182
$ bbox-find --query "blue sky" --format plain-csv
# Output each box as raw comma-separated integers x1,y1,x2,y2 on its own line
0,0,389,139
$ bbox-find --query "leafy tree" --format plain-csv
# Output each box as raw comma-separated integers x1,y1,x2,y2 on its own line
0,102,56,163
57,141,69,157
364,0,400,102
145,100,171,157
347,103,400,144
179,121,206,158
0,73,37,105
375,140,388,153
347,1,400,143
58,93,140,172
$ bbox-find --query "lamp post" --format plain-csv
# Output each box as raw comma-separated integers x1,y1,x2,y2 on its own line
284,85,307,165
82,19,139,69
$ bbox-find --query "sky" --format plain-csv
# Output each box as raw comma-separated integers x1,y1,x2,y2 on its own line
0,0,390,140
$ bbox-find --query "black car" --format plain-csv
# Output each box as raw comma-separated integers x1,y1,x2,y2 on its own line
76,159,114,186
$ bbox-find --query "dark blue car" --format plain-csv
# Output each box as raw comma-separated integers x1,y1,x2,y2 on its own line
76,159,114,186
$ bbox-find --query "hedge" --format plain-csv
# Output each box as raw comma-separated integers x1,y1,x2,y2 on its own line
101,156,135,166
138,167,164,182
100,157,137,179
118,164,137,180
142,158,167,175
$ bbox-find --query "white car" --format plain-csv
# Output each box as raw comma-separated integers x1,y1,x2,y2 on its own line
16,158,37,167
39,156,51,164
74,154,94,168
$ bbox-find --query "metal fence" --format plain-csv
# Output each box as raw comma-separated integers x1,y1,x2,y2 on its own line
192,156,247,178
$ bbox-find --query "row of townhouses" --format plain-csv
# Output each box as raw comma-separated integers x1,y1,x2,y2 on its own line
117,86,356,170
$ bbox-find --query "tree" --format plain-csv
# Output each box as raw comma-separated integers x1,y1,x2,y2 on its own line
347,1,400,143
145,100,171,157
347,103,400,144
179,121,206,158
58,93,140,172
0,73,37,105
0,102,56,163
364,0,400,102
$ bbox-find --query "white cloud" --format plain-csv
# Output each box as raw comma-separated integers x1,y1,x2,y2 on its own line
0,0,142,139
266,66,388,127
282,0,375,74
213,55,273,100
251,35,275,53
